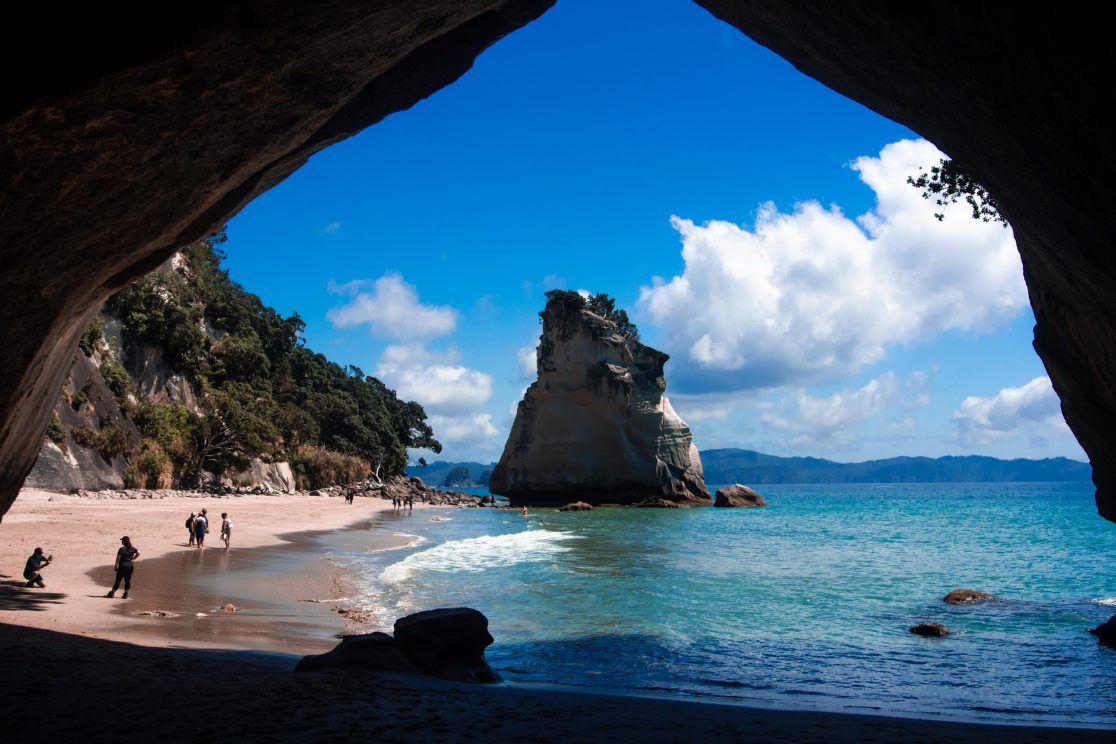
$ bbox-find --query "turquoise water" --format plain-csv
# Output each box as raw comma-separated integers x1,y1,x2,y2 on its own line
331,483,1116,726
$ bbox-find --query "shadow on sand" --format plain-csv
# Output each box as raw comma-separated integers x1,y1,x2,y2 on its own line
0,579,66,611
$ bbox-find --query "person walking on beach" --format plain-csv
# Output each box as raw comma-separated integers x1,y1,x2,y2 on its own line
406,493,414,512
23,547,52,588
106,536,139,599
194,509,209,548
220,512,233,550
186,512,196,546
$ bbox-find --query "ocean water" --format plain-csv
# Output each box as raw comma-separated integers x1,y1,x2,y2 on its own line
329,483,1116,726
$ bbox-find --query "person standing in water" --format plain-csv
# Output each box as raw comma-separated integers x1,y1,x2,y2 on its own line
23,547,52,588
521,506,529,517
106,536,139,599
194,509,209,548
220,512,233,550
185,512,196,546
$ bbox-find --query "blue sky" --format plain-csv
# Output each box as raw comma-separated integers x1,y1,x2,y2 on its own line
221,0,1083,464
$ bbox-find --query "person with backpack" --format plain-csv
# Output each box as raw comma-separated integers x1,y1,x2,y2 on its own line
194,509,209,548
186,512,196,546
106,536,139,599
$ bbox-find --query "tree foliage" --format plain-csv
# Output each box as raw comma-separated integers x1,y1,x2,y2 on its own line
90,235,441,485
543,289,641,343
907,159,1007,226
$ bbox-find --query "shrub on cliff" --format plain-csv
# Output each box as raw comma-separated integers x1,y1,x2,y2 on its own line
291,445,371,489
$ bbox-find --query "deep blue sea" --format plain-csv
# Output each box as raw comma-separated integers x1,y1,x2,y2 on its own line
329,483,1116,726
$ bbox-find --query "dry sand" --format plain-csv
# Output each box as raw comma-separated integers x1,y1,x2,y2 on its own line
1,488,1112,742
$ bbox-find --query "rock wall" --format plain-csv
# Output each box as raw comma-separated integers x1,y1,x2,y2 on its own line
25,354,141,492
491,296,709,506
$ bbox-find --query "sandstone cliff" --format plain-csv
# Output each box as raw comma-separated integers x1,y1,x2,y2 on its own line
490,291,709,506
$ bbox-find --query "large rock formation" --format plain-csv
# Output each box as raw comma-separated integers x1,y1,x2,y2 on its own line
491,292,709,506
4,2,1116,523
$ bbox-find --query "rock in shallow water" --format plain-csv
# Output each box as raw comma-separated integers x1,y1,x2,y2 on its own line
714,484,767,508
1088,615,1116,646
943,588,995,604
558,501,594,511
910,622,951,637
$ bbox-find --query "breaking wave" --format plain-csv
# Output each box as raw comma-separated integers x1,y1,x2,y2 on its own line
379,528,581,584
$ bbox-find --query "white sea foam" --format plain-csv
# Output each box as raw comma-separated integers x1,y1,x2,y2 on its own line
1092,597,1116,607
379,529,581,584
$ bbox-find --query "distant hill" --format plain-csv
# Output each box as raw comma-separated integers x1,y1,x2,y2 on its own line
700,449,1091,484
407,461,494,487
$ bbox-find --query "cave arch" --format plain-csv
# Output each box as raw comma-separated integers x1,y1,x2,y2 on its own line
2,2,1114,520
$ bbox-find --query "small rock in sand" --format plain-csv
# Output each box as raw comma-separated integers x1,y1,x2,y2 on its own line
222,603,236,613
137,610,179,618
910,622,951,637
195,612,208,617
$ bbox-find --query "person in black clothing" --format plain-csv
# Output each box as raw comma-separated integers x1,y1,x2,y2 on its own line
23,547,52,588
106,536,139,599
186,512,196,546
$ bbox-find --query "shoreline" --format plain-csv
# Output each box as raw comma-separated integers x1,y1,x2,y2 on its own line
2,487,1114,739
0,487,428,650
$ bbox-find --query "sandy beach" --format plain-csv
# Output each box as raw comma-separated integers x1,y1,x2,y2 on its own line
0,487,424,650
1,488,1113,742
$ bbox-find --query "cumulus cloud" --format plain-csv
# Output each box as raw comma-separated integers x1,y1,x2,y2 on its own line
429,413,500,444
327,272,457,341
760,373,902,449
638,139,1027,393
322,221,341,235
376,342,492,414
952,376,1071,447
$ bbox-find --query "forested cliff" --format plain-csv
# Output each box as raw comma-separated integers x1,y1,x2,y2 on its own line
29,237,440,492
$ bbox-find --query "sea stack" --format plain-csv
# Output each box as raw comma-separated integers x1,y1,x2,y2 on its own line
490,291,710,506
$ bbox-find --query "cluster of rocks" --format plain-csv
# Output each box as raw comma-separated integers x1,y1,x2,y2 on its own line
910,588,1000,638
297,607,500,684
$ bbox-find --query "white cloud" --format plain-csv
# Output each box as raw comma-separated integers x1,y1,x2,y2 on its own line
323,221,341,235
327,272,457,341
379,352,493,417
760,373,901,449
952,376,1071,447
517,344,538,380
429,413,500,444
638,138,1026,393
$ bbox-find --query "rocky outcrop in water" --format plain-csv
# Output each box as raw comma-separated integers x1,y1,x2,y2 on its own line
490,291,709,506
714,484,767,508
910,622,951,638
942,588,995,605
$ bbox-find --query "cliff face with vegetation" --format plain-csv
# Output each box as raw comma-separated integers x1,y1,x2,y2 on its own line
491,291,709,506
28,238,440,492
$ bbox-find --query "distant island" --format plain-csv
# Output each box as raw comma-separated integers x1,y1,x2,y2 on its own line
408,461,493,488
412,450,1091,486
699,449,1090,484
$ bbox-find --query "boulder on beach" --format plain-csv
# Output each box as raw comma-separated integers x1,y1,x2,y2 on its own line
558,501,593,511
943,588,995,605
714,484,767,508
394,607,500,683
1088,614,1116,646
295,632,418,674
910,622,951,637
